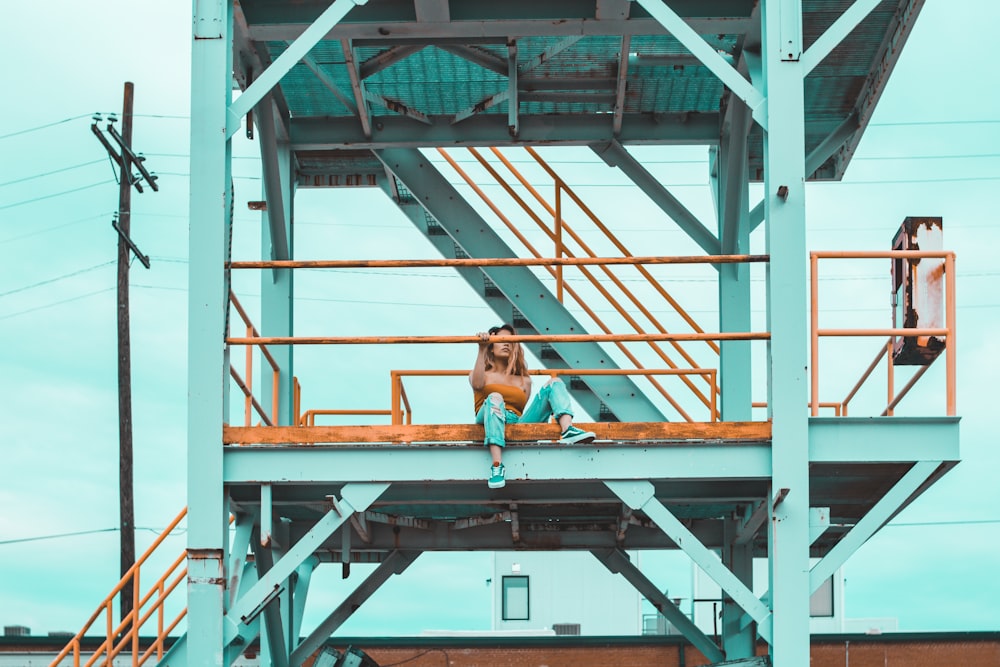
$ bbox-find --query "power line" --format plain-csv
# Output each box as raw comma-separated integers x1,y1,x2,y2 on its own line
0,160,106,189
0,286,113,321
0,260,115,298
868,119,1000,127
0,114,94,141
0,180,114,211
0,211,112,244
0,525,186,546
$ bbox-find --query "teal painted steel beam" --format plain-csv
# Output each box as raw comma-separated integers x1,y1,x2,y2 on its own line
289,550,420,666
259,134,294,426
225,444,772,484
810,507,830,545
801,0,882,74
606,481,771,627
376,176,606,419
761,0,810,661
717,95,753,422
224,484,389,648
227,511,257,611
590,140,721,256
738,507,831,634
257,96,290,262
809,461,941,592
593,548,724,663
635,0,765,128
718,99,752,257
342,40,374,137
252,540,289,667
290,113,721,149
749,111,861,231
249,17,756,43
301,53,358,113
285,516,729,551
722,519,755,660
228,0,367,137
507,41,519,136
291,557,320,642
261,483,273,547
188,0,233,664
809,417,960,463
373,147,666,421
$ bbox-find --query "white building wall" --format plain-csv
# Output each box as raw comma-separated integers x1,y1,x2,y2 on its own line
491,552,642,635
489,552,897,638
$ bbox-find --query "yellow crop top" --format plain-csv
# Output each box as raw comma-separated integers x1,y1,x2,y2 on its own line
473,382,528,416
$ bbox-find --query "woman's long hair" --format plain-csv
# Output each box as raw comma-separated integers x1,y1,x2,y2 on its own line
484,325,528,377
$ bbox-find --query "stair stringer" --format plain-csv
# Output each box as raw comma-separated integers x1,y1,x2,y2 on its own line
376,176,613,420
374,147,668,423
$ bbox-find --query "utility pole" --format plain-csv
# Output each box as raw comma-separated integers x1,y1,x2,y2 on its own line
91,81,156,629
116,81,137,631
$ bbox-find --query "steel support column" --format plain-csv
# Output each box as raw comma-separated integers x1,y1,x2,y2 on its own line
259,109,295,426
717,96,753,422
761,0,810,663
252,540,289,667
722,518,755,660
187,1,233,665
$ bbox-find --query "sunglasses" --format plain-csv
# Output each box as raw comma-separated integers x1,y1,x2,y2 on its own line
488,325,513,335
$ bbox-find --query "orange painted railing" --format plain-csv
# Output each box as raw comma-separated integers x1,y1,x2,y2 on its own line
229,291,280,426
752,401,844,416
438,147,725,419
294,376,410,426
300,409,395,426
50,509,189,667
810,250,956,416
390,368,719,424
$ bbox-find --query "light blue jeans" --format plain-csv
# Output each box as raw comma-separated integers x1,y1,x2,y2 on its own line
474,379,574,448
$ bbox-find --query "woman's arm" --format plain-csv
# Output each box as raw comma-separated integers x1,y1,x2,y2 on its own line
469,332,490,390
521,373,532,400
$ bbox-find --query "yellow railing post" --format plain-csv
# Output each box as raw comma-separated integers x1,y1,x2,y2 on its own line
946,252,957,416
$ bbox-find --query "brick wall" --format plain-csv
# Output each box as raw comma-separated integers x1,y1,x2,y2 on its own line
316,636,1000,667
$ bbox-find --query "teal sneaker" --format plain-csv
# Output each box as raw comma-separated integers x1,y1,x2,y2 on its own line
559,425,596,444
488,463,506,489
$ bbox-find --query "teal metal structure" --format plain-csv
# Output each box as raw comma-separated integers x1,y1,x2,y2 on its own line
180,2,959,666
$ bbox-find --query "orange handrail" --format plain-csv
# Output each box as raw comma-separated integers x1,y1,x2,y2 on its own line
810,250,956,417
459,146,718,412
522,146,722,352
228,332,770,345
439,147,714,418
229,291,281,426
299,409,393,426
50,508,188,667
390,368,719,424
228,255,768,269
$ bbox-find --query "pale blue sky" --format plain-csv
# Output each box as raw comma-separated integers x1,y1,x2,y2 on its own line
1,0,998,638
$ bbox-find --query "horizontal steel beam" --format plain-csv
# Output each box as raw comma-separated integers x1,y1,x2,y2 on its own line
223,443,774,483
808,417,960,463
287,517,728,551
289,113,721,149
249,18,755,42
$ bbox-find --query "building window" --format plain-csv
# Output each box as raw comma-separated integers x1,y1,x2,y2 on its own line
810,575,834,617
502,575,529,620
